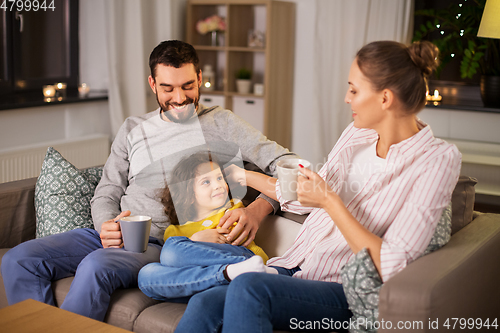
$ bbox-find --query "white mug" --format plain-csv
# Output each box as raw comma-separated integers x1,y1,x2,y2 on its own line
276,158,311,201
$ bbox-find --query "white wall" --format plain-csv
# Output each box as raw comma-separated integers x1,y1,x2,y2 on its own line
79,0,109,91
285,0,318,161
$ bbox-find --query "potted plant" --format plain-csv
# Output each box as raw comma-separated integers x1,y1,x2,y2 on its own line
413,0,500,107
235,68,252,94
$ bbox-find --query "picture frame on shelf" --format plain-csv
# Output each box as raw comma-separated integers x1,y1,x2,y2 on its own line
248,30,265,48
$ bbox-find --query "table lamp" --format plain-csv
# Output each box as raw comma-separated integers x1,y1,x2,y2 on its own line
478,0,500,39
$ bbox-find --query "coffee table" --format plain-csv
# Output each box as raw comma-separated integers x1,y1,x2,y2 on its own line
0,299,131,332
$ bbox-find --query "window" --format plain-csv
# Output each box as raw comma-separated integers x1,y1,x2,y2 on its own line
0,0,78,96
413,0,484,84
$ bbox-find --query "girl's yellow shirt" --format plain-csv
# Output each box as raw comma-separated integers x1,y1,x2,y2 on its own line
163,201,269,263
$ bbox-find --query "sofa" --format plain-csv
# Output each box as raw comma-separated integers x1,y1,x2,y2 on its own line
1,175,500,333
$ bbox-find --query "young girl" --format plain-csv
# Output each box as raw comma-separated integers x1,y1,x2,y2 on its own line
138,151,275,300
175,40,462,333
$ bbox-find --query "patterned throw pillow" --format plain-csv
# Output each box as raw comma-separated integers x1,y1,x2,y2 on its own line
341,203,452,333
35,147,103,238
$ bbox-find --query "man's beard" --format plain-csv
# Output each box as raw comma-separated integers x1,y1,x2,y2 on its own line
157,89,200,123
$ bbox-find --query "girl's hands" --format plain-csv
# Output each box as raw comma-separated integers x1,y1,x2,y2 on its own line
296,167,339,209
224,164,247,186
190,228,231,244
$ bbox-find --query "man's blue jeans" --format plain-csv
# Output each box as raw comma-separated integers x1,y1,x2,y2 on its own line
175,269,352,333
1,228,162,321
138,236,255,300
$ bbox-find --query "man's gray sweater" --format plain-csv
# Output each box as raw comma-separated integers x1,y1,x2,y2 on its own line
91,105,295,239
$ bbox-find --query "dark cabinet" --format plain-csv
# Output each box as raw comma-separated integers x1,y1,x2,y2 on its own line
0,0,78,96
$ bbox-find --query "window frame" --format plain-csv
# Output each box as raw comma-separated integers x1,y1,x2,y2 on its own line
0,0,79,96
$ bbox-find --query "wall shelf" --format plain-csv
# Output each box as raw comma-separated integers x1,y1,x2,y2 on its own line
187,0,295,148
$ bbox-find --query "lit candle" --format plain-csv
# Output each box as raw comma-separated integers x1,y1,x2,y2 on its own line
78,83,90,98
43,85,56,97
426,89,442,102
55,82,67,98
55,82,67,90
432,90,442,102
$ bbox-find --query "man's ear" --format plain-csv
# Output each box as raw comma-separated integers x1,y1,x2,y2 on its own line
148,75,157,94
381,89,394,110
198,70,203,88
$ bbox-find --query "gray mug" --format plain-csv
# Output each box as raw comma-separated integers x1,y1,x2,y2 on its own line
119,216,152,253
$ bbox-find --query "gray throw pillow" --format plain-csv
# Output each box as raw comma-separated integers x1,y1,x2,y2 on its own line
341,203,452,333
35,147,103,238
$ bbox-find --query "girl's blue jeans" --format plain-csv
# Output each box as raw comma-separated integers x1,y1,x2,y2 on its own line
0,228,162,321
175,267,352,333
138,236,255,300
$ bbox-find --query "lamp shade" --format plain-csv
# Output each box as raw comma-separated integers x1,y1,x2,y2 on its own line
478,0,500,39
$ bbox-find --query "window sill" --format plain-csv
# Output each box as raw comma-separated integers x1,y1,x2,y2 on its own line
425,100,500,114
0,90,108,111
426,81,500,114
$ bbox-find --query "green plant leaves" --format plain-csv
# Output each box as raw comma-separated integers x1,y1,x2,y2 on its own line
412,0,497,80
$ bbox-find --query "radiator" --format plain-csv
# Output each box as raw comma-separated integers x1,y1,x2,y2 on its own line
0,134,110,184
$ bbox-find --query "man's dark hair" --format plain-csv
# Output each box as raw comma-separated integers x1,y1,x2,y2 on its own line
149,40,201,79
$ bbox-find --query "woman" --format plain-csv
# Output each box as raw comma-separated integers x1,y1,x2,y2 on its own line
174,40,461,333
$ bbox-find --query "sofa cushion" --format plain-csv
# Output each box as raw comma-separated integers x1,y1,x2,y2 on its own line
0,248,11,309
0,177,37,247
134,302,187,333
35,147,103,238
423,203,452,256
50,275,161,331
341,203,452,333
450,176,477,235
341,248,381,333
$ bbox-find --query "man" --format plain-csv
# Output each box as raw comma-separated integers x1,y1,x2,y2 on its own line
1,40,295,321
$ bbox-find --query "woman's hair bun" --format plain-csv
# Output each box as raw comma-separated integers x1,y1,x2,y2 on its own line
407,41,439,77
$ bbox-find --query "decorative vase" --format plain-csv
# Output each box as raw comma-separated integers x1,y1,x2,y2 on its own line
480,75,500,108
210,31,222,46
236,79,252,94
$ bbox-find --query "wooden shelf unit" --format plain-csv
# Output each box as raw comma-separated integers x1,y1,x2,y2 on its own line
187,0,295,148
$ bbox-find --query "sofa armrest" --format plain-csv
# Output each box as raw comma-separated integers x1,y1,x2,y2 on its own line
255,215,303,259
0,177,37,248
378,213,500,332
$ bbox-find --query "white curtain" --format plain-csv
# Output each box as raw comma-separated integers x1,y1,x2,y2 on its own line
291,0,413,168
103,0,186,136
